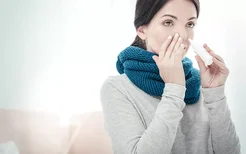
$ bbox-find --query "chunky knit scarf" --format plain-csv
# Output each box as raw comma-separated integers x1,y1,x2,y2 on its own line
116,46,201,104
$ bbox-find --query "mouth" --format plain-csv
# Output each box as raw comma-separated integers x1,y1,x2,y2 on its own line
184,43,191,50
184,45,188,50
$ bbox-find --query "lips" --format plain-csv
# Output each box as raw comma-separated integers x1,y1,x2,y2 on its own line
184,42,190,50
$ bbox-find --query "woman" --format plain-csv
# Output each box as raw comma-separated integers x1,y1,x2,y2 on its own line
100,0,241,153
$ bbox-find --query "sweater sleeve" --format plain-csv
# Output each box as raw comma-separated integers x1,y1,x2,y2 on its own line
202,86,241,154
100,78,186,154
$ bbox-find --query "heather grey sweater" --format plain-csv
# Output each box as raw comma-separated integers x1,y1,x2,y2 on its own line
100,74,241,154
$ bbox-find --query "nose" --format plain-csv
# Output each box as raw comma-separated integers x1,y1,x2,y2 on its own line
175,26,188,41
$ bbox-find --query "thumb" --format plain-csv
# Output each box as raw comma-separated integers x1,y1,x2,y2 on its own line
195,55,207,72
152,55,159,64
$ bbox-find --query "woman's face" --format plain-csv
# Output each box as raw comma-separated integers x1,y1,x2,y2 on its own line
137,0,198,56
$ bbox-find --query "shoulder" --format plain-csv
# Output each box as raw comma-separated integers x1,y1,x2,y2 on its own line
100,74,129,100
100,74,137,112
102,74,127,84
100,74,130,92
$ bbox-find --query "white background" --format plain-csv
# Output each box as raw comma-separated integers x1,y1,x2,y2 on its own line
0,0,245,152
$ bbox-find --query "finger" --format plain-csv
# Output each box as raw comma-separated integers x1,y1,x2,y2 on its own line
152,55,159,65
210,52,225,63
173,37,183,54
212,57,227,69
165,33,179,58
159,35,173,61
195,55,207,73
203,44,213,53
175,43,185,58
203,44,225,63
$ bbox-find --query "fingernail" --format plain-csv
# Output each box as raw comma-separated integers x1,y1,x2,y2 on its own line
175,33,179,38
178,37,182,41
167,35,172,39
195,55,198,60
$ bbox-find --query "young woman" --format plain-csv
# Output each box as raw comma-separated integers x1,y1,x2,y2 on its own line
100,0,241,153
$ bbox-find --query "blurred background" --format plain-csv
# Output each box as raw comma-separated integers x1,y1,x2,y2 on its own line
0,0,245,153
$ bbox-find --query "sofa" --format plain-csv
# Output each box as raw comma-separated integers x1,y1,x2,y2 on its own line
0,109,113,154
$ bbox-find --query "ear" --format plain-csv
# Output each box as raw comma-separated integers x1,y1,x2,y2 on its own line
137,25,148,40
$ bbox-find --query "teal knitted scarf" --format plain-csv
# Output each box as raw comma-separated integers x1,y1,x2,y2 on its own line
116,46,201,104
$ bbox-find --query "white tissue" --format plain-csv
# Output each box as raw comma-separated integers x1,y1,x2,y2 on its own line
188,39,213,66
0,141,19,154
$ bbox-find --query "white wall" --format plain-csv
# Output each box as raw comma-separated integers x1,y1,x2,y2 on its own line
0,0,245,152
0,0,63,111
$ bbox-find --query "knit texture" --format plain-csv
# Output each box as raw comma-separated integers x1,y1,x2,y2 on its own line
116,46,201,104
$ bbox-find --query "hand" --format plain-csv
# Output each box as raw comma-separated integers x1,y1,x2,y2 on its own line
152,33,186,86
195,44,229,88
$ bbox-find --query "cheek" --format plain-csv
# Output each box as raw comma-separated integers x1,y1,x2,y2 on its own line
187,30,195,46
188,31,194,39
147,29,173,54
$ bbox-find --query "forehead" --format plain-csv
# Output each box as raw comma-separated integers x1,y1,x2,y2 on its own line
156,0,197,18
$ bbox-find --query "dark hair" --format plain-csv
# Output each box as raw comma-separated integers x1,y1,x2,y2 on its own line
131,0,200,49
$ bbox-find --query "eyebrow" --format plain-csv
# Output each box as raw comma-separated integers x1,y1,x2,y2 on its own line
161,14,197,20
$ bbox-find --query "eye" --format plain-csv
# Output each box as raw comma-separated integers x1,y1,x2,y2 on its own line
162,20,174,27
186,22,196,28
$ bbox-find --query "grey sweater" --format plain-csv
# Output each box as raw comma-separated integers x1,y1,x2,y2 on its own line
100,74,241,154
